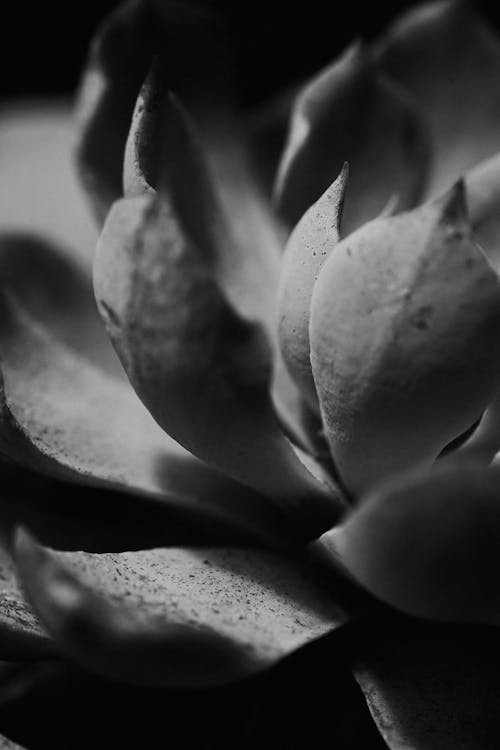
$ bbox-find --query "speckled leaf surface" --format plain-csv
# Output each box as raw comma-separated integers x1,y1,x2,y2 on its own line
376,0,500,198
95,192,343,540
0,293,292,548
0,543,49,660
353,619,500,750
14,531,349,687
277,165,347,410
310,185,500,495
274,41,430,232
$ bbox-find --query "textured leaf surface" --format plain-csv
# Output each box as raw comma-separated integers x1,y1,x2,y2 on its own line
14,531,348,687
275,42,429,233
95,191,343,540
277,165,347,411
376,0,500,198
317,465,500,624
0,293,292,548
0,543,49,659
310,184,500,495
353,618,500,750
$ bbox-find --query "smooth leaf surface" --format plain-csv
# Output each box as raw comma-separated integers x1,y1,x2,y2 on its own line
376,0,500,198
316,465,500,624
95,192,344,540
353,618,500,750
274,42,430,234
277,165,347,410
14,530,348,687
0,104,97,268
310,184,500,495
0,294,292,549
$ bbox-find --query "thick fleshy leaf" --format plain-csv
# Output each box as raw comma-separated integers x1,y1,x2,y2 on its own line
0,293,294,549
375,0,500,198
95,192,344,539
0,232,121,378
123,70,280,336
277,165,347,411
0,541,50,659
14,530,348,687
310,183,500,495
75,0,230,223
0,104,97,267
316,464,500,624
353,618,500,750
274,42,430,233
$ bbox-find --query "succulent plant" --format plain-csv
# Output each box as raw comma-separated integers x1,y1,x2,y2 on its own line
2,0,500,747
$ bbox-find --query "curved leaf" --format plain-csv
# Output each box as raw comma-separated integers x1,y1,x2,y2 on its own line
14,529,348,687
274,41,430,233
0,540,50,659
375,0,500,198
0,104,97,267
277,165,347,411
310,183,500,495
0,293,292,549
95,192,344,540
123,72,280,337
316,464,500,624
75,0,231,223
353,618,500,750
0,232,121,378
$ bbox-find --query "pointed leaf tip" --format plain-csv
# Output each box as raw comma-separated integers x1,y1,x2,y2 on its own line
310,194,500,495
275,39,430,233
277,166,348,412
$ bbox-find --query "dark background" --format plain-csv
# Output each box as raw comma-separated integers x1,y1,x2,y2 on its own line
2,0,500,105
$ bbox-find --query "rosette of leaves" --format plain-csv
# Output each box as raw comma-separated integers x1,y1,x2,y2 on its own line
2,0,500,747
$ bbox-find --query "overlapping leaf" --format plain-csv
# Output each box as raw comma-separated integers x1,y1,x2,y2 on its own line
376,0,500,198
13,530,348,687
96,92,345,539
274,41,430,234
310,184,500,494
317,465,500,624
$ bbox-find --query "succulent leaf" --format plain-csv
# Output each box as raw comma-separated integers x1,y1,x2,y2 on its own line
0,292,292,548
123,76,280,337
75,0,230,224
317,465,500,624
14,529,348,687
376,0,500,198
310,183,500,494
95,193,344,539
274,41,430,233
277,165,347,411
